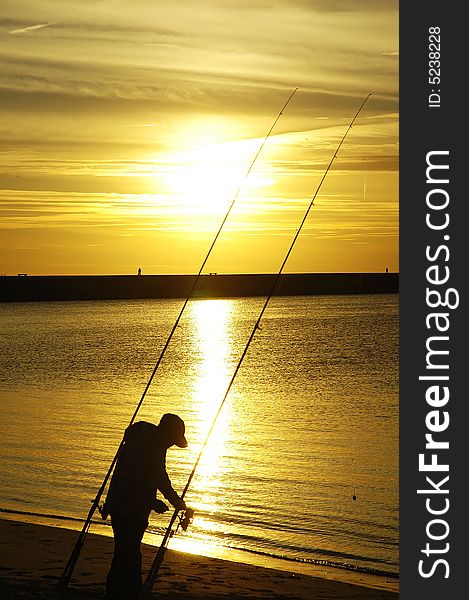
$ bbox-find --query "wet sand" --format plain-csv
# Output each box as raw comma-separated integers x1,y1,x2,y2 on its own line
0,518,398,599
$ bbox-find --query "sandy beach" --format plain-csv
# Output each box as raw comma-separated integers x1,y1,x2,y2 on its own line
0,517,398,599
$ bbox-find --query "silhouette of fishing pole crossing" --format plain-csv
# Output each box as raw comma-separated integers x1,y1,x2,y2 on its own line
59,87,298,590
59,91,371,595
144,92,371,595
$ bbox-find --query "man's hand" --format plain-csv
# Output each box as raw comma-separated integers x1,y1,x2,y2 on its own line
176,498,186,511
153,499,169,514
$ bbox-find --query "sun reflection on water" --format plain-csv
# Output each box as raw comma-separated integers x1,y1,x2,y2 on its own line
187,299,235,531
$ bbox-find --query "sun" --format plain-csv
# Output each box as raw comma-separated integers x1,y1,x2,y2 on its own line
160,122,275,217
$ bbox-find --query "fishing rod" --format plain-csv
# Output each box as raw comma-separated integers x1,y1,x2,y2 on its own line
144,93,372,594
58,87,297,590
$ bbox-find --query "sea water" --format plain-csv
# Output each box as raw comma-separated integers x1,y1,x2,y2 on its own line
0,294,398,580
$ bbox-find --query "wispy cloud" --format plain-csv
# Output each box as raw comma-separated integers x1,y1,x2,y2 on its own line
9,22,56,35
0,0,398,274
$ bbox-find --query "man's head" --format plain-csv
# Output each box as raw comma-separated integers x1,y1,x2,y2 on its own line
158,413,188,448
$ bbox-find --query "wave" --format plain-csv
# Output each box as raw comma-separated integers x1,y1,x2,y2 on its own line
1,507,89,524
1,507,399,580
231,543,399,579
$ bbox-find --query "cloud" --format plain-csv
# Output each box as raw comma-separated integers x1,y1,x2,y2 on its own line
2,15,184,42
285,0,398,12
9,22,56,35
0,0,398,275
1,0,398,104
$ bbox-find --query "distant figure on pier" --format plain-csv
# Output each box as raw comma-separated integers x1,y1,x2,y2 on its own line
385,267,389,273
137,267,142,276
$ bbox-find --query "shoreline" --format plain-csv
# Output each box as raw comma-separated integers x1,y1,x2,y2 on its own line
0,516,399,599
0,273,398,302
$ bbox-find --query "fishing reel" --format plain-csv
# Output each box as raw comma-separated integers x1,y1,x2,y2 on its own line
98,503,109,521
178,507,195,532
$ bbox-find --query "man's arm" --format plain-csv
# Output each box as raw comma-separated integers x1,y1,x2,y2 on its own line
153,449,186,510
158,469,186,510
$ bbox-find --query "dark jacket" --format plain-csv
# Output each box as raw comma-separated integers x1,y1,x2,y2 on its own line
104,421,184,520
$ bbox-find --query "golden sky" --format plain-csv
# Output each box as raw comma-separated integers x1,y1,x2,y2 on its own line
0,0,398,275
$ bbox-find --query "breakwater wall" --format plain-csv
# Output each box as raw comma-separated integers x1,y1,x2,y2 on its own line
0,273,398,302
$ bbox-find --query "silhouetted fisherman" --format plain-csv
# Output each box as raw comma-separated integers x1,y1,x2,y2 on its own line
137,267,142,276
102,414,188,600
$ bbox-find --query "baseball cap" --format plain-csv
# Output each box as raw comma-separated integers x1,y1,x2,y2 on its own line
159,413,188,448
